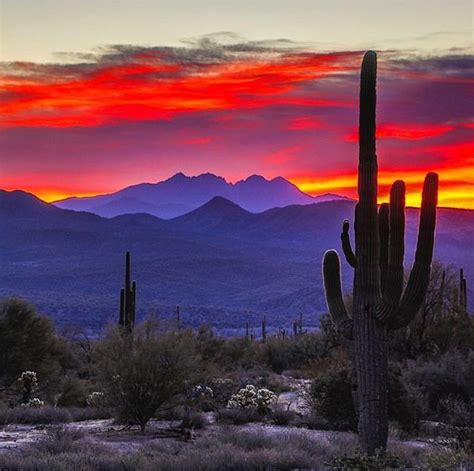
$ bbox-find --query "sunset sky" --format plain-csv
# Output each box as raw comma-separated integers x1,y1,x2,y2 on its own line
0,0,473,208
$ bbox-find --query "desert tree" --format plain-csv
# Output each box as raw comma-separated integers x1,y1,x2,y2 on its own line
0,298,70,399
95,319,200,432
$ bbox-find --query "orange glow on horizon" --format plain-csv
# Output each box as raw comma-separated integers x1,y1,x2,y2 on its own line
291,167,474,209
7,168,472,209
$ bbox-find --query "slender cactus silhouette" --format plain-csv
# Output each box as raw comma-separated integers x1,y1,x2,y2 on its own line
119,251,136,333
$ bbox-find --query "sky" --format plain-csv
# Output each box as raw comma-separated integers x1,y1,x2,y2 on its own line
0,0,473,208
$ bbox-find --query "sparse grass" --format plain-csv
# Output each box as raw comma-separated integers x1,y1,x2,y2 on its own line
68,407,111,422
0,406,73,425
2,423,470,470
217,408,261,425
270,405,296,426
181,410,207,429
0,406,110,425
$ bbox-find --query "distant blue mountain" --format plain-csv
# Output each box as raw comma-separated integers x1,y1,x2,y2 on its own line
1,189,472,334
53,172,350,218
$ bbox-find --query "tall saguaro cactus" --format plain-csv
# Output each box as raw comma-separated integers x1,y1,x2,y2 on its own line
119,251,136,333
322,51,438,454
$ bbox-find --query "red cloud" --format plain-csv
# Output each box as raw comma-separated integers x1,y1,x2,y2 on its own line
288,116,322,130
185,137,212,145
0,50,357,128
345,123,456,141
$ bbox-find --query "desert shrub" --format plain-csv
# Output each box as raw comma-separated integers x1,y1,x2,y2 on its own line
270,405,296,426
420,449,474,471
0,299,72,400
437,398,474,452
309,359,357,431
328,449,404,471
262,333,327,374
402,350,474,416
56,377,88,407
208,377,237,408
0,406,73,424
309,359,420,432
387,365,423,433
95,320,201,431
33,426,86,454
262,337,295,373
293,412,333,430
217,407,260,424
68,406,111,422
181,409,206,429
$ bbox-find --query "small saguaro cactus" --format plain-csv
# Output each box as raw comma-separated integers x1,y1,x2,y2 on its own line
261,316,267,342
459,268,468,313
119,251,136,332
322,51,438,454
176,305,181,331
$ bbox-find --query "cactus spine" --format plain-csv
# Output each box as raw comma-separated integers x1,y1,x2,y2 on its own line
119,251,136,333
322,51,438,454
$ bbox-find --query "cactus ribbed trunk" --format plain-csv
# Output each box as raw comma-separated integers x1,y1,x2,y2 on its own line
322,51,438,454
353,51,387,452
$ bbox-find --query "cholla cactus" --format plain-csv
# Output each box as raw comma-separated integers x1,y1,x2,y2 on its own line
21,397,44,408
18,371,38,404
256,388,276,410
191,384,214,401
87,391,105,407
227,385,276,412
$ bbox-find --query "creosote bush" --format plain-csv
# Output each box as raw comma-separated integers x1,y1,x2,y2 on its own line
95,319,201,431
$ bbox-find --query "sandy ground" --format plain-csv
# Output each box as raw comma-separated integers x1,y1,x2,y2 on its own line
0,418,431,455
0,383,430,455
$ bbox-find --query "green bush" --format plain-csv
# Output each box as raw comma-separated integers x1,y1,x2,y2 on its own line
309,360,422,432
95,320,201,431
217,407,260,424
309,362,357,431
181,409,206,429
402,350,474,417
0,298,74,401
56,377,88,407
270,405,296,426
328,449,404,471
0,406,73,424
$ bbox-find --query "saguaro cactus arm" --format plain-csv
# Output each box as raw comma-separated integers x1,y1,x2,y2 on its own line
323,250,353,339
386,173,438,329
375,181,406,322
341,219,357,268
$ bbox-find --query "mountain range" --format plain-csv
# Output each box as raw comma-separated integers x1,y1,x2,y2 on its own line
1,189,472,335
53,172,349,218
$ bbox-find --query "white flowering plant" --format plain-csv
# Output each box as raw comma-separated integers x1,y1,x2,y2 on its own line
227,385,276,413
87,391,105,407
18,371,38,390
191,384,214,401
18,371,39,405
21,397,44,408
